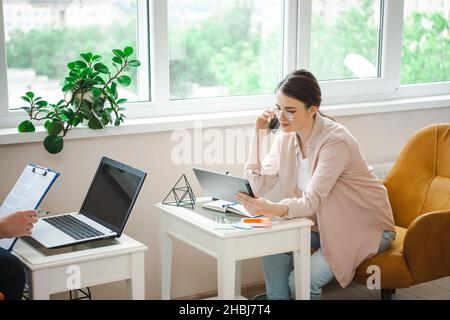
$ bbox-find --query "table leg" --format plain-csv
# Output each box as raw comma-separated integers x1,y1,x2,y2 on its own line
161,230,173,300
294,226,311,300
217,240,236,299
127,251,146,300
235,260,242,297
29,269,50,300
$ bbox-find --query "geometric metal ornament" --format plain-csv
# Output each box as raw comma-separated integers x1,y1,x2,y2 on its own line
162,174,196,209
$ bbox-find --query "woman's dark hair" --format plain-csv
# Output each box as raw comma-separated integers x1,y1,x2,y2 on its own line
276,69,335,121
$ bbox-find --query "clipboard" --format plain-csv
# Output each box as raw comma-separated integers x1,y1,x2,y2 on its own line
0,164,60,251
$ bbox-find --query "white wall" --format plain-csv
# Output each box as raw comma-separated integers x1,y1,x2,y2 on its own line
1,106,449,299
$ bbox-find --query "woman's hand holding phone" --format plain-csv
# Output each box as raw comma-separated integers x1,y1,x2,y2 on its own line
255,109,277,134
235,192,289,217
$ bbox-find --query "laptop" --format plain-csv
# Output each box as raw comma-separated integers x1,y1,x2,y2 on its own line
192,167,254,203
30,157,147,248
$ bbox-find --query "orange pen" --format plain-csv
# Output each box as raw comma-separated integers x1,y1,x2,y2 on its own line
241,218,269,223
241,217,272,227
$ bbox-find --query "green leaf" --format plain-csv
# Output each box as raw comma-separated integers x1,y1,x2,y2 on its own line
18,120,36,133
101,112,111,126
80,52,93,63
94,76,106,85
81,67,93,78
47,121,63,136
112,56,123,65
74,60,88,69
43,135,64,154
128,59,141,67
36,100,48,107
88,116,104,130
69,70,80,78
26,91,35,99
124,47,134,57
61,108,74,120
44,120,51,130
117,75,131,87
91,87,103,99
21,96,31,103
113,49,125,58
62,83,74,92
71,115,83,127
67,62,76,70
83,78,98,87
93,62,109,74
92,54,102,62
59,113,68,122
116,98,127,104
114,118,121,126
79,100,91,116
65,76,78,83
80,111,90,120
110,82,118,99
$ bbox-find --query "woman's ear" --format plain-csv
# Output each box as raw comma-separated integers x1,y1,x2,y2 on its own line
310,105,319,117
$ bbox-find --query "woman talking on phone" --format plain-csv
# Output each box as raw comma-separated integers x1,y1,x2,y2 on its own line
236,69,396,300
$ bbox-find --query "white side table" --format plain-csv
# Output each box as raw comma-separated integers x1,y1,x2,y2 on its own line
156,197,313,300
12,234,147,300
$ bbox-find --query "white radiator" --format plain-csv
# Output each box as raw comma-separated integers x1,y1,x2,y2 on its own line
370,162,395,180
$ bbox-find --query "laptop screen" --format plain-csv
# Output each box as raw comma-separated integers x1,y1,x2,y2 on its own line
79,157,146,234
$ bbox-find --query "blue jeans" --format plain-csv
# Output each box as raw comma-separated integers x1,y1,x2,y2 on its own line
261,230,396,300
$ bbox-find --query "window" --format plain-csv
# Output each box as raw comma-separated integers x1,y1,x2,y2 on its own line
401,0,450,84
168,0,283,100
310,0,382,81
4,0,149,110
0,0,449,130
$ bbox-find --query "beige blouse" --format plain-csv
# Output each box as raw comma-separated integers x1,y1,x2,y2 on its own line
245,112,395,288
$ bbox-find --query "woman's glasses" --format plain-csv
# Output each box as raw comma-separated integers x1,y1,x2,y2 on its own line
268,106,295,122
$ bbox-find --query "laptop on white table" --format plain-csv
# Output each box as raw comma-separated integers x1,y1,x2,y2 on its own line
30,157,147,248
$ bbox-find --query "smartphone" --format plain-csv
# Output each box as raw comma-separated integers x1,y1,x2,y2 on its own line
245,181,255,198
268,117,280,133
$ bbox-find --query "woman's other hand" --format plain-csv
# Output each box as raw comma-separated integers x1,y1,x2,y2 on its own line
235,192,288,217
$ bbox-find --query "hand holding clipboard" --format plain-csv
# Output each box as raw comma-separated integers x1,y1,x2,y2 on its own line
0,164,59,251
0,210,38,237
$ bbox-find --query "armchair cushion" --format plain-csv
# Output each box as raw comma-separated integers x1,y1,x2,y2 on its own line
404,210,450,284
354,226,413,288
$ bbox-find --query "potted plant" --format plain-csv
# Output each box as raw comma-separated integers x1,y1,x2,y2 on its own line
17,46,141,154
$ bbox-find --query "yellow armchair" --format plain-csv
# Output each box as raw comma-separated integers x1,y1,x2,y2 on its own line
355,123,450,300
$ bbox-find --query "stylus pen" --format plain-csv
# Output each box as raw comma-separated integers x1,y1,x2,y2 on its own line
221,203,235,208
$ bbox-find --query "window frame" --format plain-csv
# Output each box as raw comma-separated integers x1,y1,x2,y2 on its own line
0,0,153,127
299,0,403,104
0,0,448,130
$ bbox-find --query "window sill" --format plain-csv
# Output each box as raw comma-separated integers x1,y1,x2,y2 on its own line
0,94,449,146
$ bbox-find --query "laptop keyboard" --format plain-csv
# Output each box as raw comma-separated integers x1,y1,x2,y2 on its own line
43,215,105,240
